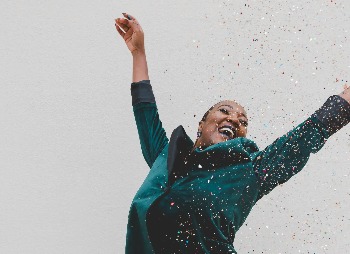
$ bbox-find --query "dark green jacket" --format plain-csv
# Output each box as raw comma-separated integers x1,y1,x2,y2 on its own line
125,80,350,254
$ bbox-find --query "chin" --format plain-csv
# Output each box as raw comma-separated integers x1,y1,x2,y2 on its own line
211,137,229,145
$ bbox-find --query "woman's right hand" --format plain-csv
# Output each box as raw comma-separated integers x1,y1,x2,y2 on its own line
115,13,145,55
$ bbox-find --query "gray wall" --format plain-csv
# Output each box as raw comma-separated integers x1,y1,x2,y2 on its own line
1,0,349,253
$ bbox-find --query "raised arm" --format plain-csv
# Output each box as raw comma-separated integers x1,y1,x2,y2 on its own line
131,79,169,168
251,86,350,200
115,13,168,168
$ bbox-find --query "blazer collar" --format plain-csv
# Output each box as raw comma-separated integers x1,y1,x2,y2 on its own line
167,125,194,184
167,125,260,184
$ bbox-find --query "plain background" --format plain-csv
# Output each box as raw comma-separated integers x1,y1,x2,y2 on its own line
1,0,349,253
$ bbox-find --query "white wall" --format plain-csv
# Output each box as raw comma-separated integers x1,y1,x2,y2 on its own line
0,0,349,253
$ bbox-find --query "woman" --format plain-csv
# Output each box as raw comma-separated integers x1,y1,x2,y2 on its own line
115,13,350,254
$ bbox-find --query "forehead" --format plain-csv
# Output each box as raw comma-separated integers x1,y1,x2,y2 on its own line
214,101,247,115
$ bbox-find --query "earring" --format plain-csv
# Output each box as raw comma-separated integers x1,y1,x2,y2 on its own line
197,131,202,138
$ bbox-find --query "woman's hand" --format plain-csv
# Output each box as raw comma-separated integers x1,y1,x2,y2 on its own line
115,13,145,55
338,84,350,104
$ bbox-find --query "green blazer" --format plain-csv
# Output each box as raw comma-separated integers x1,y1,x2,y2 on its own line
125,80,350,254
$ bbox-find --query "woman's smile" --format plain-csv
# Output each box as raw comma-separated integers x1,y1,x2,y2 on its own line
218,125,236,139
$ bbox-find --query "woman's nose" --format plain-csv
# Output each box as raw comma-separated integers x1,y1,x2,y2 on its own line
226,115,240,127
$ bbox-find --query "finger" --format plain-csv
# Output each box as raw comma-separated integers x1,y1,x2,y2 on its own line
124,18,143,33
122,13,143,32
122,12,134,20
115,18,129,32
115,24,125,38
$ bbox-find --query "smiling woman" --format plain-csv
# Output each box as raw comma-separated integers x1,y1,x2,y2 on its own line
115,13,350,254
194,100,249,151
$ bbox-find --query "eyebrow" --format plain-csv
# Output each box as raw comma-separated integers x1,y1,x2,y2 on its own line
218,105,248,119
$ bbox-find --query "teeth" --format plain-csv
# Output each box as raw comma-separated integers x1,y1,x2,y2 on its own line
219,127,234,137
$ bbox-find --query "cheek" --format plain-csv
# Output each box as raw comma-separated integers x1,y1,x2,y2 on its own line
203,118,219,132
201,124,220,140
237,126,248,136
203,126,218,136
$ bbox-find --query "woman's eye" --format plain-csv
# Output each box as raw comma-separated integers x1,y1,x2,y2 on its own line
240,120,248,126
219,108,248,126
219,108,229,114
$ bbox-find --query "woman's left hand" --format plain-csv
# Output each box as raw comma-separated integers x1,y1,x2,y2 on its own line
338,84,350,104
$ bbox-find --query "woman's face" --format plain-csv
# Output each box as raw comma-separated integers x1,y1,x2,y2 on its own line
194,100,248,149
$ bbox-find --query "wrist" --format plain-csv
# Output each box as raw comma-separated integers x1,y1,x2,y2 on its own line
132,49,146,58
338,93,350,104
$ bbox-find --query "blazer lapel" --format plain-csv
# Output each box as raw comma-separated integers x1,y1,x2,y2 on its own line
167,125,194,185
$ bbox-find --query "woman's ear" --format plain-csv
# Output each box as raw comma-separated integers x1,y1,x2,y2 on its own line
198,121,204,132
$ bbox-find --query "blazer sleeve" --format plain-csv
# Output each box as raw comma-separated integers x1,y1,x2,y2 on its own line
250,95,350,200
131,80,169,168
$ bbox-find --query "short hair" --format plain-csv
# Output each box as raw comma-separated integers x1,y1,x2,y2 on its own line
200,100,245,122
200,105,216,122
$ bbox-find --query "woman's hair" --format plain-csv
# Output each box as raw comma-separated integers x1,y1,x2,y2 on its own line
200,100,245,122
200,105,216,122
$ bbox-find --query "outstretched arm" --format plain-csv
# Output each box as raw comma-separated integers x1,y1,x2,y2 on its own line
115,13,168,168
251,85,350,200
